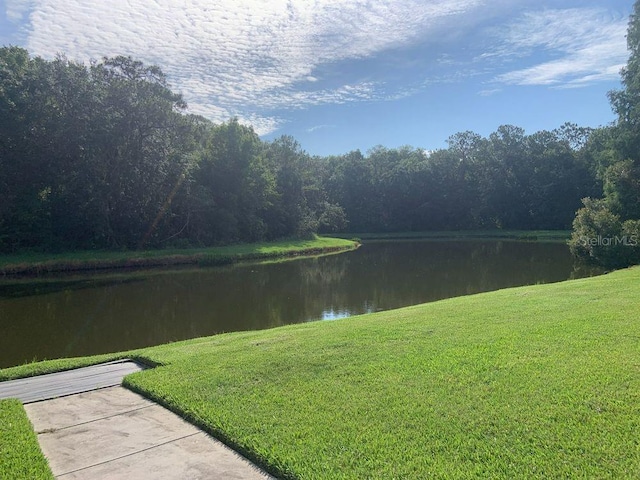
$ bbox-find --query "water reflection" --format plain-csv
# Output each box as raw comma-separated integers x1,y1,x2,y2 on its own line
0,240,604,367
321,309,356,320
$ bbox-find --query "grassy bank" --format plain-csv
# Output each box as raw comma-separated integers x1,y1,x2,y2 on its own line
336,230,571,242
1,266,639,478
0,399,53,480
0,236,358,276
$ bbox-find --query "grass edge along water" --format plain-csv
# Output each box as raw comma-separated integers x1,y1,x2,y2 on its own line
1,265,639,479
0,236,358,276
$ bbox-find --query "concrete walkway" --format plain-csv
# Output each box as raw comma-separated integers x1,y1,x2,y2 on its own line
2,361,275,479
25,386,274,479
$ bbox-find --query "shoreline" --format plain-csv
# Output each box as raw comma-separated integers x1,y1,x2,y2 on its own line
334,229,571,242
0,231,570,276
1,265,637,479
0,237,359,277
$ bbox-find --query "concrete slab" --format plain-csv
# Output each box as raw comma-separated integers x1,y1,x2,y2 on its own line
58,433,272,480
25,385,152,431
25,385,274,479
31,403,198,473
0,360,146,403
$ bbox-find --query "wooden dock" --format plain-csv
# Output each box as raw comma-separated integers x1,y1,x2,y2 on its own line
0,360,146,403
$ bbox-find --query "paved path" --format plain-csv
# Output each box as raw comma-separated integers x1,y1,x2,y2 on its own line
25,386,274,479
1,361,275,479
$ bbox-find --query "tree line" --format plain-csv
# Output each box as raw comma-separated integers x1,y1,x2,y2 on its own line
0,47,346,252
321,125,598,233
1,28,639,267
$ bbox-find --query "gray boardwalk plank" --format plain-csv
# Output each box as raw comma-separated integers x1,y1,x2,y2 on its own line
0,360,146,403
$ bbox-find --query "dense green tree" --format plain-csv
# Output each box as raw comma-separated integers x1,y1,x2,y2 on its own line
603,159,640,219
603,0,640,221
263,136,308,238
264,136,347,237
571,1,640,267
0,50,92,249
323,150,377,232
189,119,275,244
569,198,640,267
317,126,594,234
0,50,198,251
88,56,192,249
525,129,597,229
609,1,640,137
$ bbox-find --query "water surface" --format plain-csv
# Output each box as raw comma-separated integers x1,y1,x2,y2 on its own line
0,240,603,368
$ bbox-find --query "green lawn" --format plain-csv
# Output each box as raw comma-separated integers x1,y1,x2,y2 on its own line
0,400,53,480
1,266,639,479
0,236,358,275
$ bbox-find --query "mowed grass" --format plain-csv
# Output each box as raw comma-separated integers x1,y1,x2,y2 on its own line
121,266,640,479
0,400,53,480
1,266,639,478
0,236,358,275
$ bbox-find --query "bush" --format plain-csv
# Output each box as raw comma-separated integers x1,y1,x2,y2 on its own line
622,219,640,264
569,198,639,268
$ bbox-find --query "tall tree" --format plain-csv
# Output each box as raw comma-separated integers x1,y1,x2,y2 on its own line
190,119,275,244
88,56,191,249
604,1,640,221
264,136,307,238
570,1,640,266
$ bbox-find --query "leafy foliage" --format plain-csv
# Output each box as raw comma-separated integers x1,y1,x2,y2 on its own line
0,46,609,254
570,1,640,268
0,48,329,252
568,198,637,268
320,125,597,233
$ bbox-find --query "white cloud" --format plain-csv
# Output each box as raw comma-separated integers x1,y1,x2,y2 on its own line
493,8,628,87
4,0,33,22
11,1,630,134
478,88,501,96
16,0,486,134
237,114,285,137
306,124,336,133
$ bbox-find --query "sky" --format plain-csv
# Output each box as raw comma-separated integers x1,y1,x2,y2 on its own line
0,0,634,156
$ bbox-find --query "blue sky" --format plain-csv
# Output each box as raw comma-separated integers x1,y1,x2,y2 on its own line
0,0,633,156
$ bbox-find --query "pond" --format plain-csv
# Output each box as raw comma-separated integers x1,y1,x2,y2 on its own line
0,240,604,368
